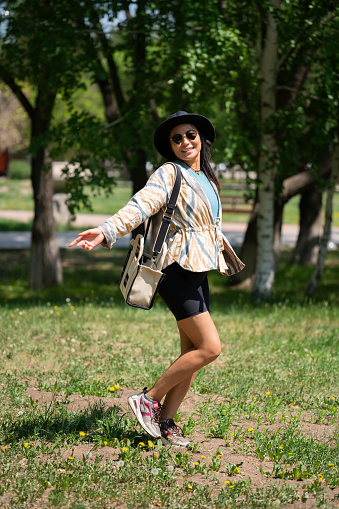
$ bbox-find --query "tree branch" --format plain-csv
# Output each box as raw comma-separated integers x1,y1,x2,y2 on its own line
87,9,125,111
0,60,34,119
275,85,328,102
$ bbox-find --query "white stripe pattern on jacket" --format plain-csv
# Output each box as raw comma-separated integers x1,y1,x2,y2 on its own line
99,162,245,276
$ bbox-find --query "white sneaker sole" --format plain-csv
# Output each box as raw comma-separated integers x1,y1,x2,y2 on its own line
128,394,161,439
160,435,191,448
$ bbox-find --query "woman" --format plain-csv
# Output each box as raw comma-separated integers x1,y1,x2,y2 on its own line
69,111,244,447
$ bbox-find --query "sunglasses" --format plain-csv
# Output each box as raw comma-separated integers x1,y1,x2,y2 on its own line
170,130,198,145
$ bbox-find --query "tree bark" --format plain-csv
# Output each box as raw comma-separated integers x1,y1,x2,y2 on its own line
252,0,280,300
30,158,63,289
306,144,339,298
291,185,322,264
29,91,63,289
228,197,258,287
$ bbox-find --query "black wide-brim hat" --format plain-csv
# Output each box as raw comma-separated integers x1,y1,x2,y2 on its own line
154,111,215,158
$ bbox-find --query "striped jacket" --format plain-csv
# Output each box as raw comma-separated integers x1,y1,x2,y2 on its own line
99,162,245,276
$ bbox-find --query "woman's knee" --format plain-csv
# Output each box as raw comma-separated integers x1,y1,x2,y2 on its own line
203,339,221,363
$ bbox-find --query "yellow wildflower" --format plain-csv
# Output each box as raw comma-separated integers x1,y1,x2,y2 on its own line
266,391,271,396
68,456,73,460
201,455,206,459
109,387,115,392
247,428,253,432
115,384,120,390
148,441,154,448
79,431,86,437
279,446,283,449
236,467,240,473
139,442,145,447
187,484,192,491
122,447,128,452
24,443,29,448
225,480,230,484
104,441,107,446
194,461,199,466
328,463,334,467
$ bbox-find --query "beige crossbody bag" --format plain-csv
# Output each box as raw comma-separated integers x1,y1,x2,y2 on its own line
119,163,182,310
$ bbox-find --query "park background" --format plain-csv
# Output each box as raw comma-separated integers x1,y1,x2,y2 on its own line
0,1,338,508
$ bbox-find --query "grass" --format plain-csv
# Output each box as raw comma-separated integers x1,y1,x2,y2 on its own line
0,247,338,508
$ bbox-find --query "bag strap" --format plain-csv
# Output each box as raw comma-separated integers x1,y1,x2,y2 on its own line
144,162,182,259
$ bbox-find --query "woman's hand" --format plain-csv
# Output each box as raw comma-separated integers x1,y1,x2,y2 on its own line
68,228,105,251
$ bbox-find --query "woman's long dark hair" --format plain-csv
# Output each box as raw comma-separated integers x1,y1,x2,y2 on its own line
166,131,221,194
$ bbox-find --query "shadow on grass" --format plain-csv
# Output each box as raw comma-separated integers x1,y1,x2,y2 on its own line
1,247,338,310
3,397,144,445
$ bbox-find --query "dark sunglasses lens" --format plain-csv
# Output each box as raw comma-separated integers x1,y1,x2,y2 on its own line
172,134,182,144
187,130,197,140
171,130,197,144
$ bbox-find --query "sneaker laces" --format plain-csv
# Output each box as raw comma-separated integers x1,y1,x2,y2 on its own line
153,403,162,423
161,418,183,436
142,387,162,422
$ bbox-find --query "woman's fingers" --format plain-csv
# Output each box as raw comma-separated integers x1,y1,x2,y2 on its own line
68,229,104,249
68,237,81,247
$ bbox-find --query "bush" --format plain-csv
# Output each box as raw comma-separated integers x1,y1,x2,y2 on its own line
8,159,30,179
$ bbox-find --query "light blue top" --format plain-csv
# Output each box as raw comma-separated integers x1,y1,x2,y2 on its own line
177,161,220,220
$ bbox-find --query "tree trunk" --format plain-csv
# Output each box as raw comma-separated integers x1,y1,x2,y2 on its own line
228,199,258,287
292,186,322,264
306,143,339,299
252,0,280,300
306,144,339,298
128,147,149,238
29,105,63,290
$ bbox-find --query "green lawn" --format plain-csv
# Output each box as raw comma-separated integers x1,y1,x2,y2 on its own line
0,248,338,508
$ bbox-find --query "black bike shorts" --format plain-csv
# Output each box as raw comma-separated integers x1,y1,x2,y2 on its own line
158,262,210,322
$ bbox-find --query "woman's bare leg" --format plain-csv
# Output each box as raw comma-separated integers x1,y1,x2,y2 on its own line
159,323,197,421
147,311,220,405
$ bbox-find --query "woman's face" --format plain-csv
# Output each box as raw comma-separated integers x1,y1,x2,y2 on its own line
169,123,201,167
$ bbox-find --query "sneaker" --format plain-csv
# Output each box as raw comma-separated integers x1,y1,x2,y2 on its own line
160,419,190,448
128,387,162,438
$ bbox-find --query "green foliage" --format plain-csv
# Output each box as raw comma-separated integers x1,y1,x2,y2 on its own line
7,160,30,179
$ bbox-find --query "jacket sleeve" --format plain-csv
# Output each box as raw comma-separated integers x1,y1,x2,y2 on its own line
99,163,176,248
